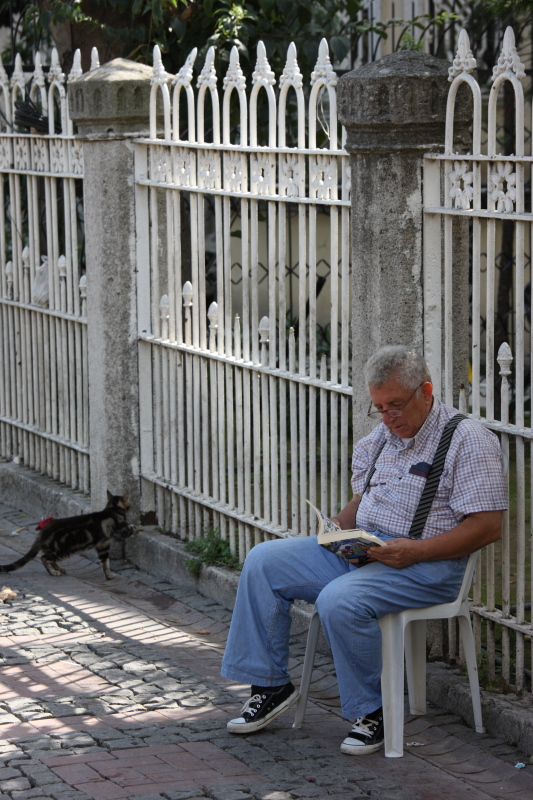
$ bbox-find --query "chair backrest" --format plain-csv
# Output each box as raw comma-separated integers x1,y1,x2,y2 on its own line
457,550,479,603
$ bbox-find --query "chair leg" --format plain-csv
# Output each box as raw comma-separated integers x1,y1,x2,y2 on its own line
457,610,485,733
405,619,427,715
379,613,406,757
293,610,321,729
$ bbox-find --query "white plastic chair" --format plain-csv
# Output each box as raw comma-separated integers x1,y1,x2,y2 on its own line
293,550,484,757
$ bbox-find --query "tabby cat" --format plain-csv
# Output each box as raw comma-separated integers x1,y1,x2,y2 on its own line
0,491,134,580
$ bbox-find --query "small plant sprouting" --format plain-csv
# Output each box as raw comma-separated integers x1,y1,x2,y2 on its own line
184,529,242,578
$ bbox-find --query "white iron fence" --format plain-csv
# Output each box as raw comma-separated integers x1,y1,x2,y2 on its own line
135,40,352,558
0,50,88,492
425,27,532,692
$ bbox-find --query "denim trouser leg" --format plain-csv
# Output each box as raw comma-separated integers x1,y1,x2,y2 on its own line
221,535,466,719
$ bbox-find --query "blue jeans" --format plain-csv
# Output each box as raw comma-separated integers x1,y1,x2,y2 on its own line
221,535,466,719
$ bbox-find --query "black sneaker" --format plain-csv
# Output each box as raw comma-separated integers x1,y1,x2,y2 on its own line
227,682,298,733
341,707,384,754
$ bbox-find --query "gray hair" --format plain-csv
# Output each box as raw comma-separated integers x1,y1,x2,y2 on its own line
364,346,432,391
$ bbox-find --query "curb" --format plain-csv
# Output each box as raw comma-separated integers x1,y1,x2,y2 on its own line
0,461,91,518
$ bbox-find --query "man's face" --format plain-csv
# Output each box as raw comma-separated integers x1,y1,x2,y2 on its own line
368,377,433,438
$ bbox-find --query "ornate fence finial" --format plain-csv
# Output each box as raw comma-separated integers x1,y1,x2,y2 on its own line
197,47,217,91
311,39,337,88
280,42,303,90
448,29,477,82
497,342,513,376
207,301,219,329
151,45,168,87
58,255,67,279
492,26,525,81
33,52,46,89
22,246,30,271
258,316,270,344
90,47,100,71
252,41,275,87
10,53,24,89
223,46,246,92
79,273,87,303
68,49,83,82
48,49,65,84
182,280,193,307
172,47,197,89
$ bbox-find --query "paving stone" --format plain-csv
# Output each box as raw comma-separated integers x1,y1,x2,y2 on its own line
162,793,209,800
1,777,33,791
203,788,251,800
126,795,165,800
0,766,23,779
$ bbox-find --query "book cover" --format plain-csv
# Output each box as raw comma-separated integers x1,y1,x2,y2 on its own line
306,499,386,562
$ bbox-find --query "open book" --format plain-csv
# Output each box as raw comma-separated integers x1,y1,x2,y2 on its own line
306,499,386,562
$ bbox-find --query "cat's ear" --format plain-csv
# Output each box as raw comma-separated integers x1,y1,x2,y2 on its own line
122,492,130,503
107,490,113,502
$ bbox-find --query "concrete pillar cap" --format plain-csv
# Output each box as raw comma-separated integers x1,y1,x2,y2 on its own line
338,51,470,153
69,58,156,135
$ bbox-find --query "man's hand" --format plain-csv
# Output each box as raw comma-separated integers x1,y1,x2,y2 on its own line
368,538,421,569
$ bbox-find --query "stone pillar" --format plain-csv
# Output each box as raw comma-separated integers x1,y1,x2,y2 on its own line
69,59,153,517
338,52,470,442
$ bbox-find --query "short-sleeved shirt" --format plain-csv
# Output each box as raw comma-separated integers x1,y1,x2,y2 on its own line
351,397,508,539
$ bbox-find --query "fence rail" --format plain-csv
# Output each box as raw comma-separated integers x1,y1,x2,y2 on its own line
0,50,89,493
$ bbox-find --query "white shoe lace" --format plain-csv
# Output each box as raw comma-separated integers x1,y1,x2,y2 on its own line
350,715,377,739
239,693,264,718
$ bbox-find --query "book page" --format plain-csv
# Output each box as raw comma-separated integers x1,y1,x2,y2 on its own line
306,499,341,536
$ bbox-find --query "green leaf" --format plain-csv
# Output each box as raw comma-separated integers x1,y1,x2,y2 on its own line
152,0,163,24
278,0,293,15
171,17,187,38
329,34,350,62
132,0,144,16
346,0,361,16
303,38,319,67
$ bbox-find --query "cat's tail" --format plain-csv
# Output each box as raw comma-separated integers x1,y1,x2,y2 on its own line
0,542,41,572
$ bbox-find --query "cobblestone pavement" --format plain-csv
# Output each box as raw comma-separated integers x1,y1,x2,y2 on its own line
0,503,532,800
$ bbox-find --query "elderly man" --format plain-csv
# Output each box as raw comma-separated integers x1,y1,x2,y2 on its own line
221,346,507,754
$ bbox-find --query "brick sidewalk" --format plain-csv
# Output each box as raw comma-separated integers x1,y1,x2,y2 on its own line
0,502,532,800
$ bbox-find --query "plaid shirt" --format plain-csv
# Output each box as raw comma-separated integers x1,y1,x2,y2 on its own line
351,397,508,540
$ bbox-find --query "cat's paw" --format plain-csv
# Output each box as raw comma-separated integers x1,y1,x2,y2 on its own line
104,572,116,580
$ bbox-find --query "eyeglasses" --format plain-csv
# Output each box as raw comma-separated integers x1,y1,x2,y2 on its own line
367,383,424,420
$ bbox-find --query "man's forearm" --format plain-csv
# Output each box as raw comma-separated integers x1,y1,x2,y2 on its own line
330,495,361,530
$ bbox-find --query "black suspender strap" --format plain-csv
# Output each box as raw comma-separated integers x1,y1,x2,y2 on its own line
356,440,386,527
408,413,466,540
361,441,386,496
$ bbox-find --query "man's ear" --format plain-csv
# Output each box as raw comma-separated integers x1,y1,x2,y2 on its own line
422,381,433,397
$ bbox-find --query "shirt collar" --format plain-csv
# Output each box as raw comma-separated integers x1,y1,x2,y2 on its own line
383,396,440,451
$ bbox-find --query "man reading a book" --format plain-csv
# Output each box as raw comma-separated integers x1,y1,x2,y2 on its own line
221,346,507,755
